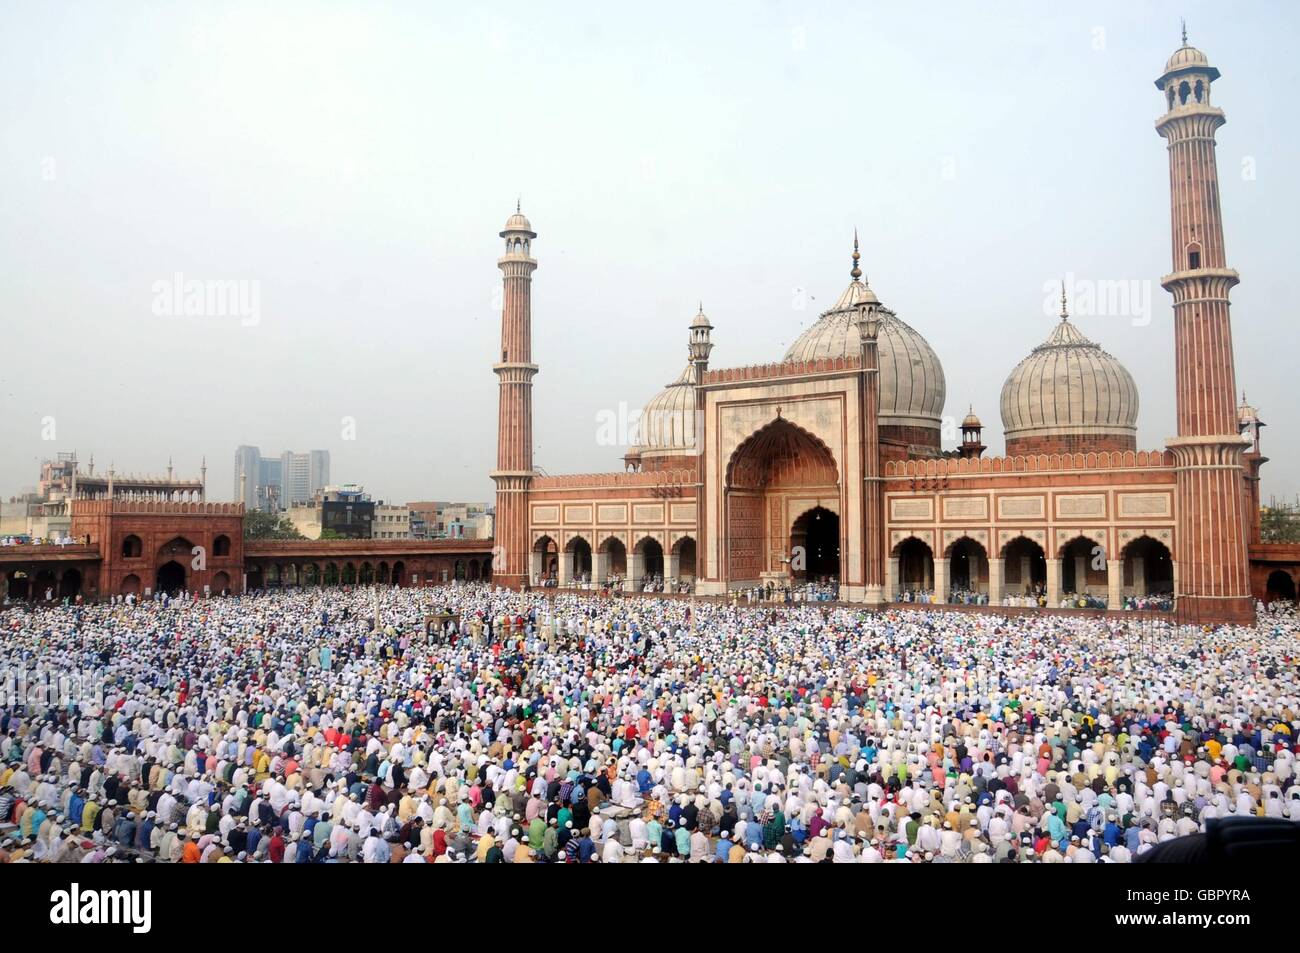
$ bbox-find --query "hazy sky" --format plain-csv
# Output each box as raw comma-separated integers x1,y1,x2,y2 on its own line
3,2,1297,506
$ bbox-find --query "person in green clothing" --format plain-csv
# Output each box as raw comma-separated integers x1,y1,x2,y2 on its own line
528,815,546,851
674,820,691,856
763,808,785,849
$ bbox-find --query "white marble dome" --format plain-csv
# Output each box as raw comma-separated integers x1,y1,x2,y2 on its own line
639,364,697,453
1000,315,1139,443
1165,43,1209,73
783,278,947,429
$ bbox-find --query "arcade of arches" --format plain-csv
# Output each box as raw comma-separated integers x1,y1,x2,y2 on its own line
886,533,1173,607
725,418,841,587
531,533,697,588
243,556,490,591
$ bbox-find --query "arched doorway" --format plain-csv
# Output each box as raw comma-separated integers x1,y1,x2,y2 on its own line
454,559,466,581
790,507,839,581
304,563,320,586
120,573,141,597
1002,536,1047,597
566,537,593,582
482,556,492,581
342,563,357,585
1266,570,1297,603
1121,536,1173,597
392,560,406,587
211,571,231,594
635,537,664,582
156,561,186,595
6,570,30,601
323,563,340,586
59,569,83,599
1060,535,1107,601
894,537,934,598
724,417,840,587
599,537,627,580
673,537,697,580
121,535,143,558
533,536,558,584
947,537,988,598
360,562,375,585
32,569,56,600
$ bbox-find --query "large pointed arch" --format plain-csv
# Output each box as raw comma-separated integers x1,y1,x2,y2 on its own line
724,416,841,587
726,417,839,490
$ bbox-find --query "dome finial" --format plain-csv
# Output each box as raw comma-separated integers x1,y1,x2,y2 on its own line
1059,278,1069,321
516,195,521,213
850,229,862,280
1181,17,1188,46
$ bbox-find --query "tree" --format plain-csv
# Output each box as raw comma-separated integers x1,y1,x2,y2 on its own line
244,509,306,540
1261,503,1300,543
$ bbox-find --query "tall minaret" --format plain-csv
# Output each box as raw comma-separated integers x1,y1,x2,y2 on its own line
1156,27,1254,623
491,203,539,588
852,232,886,605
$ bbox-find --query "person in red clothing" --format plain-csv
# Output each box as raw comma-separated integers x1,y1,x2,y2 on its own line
268,829,286,863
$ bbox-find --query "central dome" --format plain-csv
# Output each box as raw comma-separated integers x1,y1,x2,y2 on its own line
783,277,946,430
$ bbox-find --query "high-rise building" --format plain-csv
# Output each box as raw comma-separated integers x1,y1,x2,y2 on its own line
233,446,329,510
233,445,261,509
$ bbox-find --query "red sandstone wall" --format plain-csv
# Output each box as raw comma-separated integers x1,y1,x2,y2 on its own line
1004,433,1136,457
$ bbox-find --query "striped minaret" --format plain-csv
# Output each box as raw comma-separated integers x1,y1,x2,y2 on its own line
1156,28,1254,624
491,203,538,589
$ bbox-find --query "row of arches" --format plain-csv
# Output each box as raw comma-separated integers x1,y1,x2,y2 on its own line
120,564,234,597
892,533,1173,605
244,557,493,590
120,534,232,558
532,534,698,586
4,567,86,601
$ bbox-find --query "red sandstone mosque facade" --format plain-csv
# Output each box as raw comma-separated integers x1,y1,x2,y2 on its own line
492,35,1271,625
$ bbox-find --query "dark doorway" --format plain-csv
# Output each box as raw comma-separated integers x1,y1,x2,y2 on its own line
1267,570,1297,603
791,507,839,580
59,570,82,599
156,560,186,595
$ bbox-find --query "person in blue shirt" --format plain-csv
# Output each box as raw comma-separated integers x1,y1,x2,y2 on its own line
715,831,734,862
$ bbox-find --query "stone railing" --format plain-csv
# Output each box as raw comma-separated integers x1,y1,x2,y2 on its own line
701,354,861,386
885,449,1175,478
70,500,245,516
531,470,697,490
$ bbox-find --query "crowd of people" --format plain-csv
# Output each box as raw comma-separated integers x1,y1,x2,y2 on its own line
1,582,1297,864
0,535,83,548
535,574,694,595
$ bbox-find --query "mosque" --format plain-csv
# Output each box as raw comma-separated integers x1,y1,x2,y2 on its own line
490,33,1279,625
